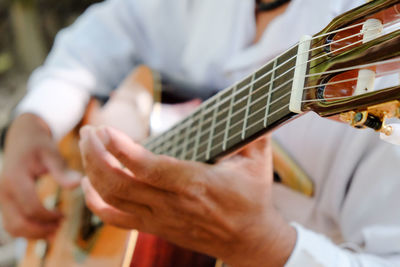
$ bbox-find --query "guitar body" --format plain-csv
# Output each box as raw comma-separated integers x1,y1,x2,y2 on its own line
19,66,216,267
19,100,133,267
19,177,131,267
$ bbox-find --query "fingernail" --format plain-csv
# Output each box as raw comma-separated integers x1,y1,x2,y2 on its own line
80,126,91,140
96,126,110,145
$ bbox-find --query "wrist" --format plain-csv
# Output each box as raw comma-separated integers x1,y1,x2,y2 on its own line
13,113,52,136
224,210,297,267
5,113,52,150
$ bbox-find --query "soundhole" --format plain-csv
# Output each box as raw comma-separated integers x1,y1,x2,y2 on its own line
75,206,104,254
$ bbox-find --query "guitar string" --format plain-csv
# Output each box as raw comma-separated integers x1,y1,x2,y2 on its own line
305,57,400,78
181,91,292,159
145,23,380,148
147,19,400,149
148,51,400,153
151,57,400,155
194,104,291,161
149,55,400,153
308,18,400,56
194,67,400,161
166,66,400,156
146,22,400,150
146,19,399,149
302,68,400,90
189,52,400,162
169,65,400,157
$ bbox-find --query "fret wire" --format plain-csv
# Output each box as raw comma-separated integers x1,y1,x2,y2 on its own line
175,70,295,153
163,116,203,155
171,117,192,157
170,126,182,157
154,132,164,153
146,23,398,151
223,85,238,151
206,94,221,161
191,22,396,159
149,51,294,150
162,134,171,155
194,103,291,161
145,45,298,154
153,134,164,154
241,73,256,140
159,126,176,155
151,26,397,152
217,20,390,108
149,125,173,154
146,22,399,156
168,75,293,159
264,59,277,127
154,76,293,159
145,45,297,151
192,106,206,161
201,76,293,151
185,90,292,159
180,117,193,160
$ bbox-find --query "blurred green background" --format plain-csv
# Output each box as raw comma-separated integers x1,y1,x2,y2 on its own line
0,0,101,135
0,0,101,74
0,1,101,266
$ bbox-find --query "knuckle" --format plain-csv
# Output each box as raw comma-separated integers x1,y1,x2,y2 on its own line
146,165,162,184
23,206,38,219
184,179,207,199
101,192,116,206
3,219,21,236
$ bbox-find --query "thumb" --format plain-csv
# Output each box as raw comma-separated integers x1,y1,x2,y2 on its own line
40,147,82,189
236,135,272,159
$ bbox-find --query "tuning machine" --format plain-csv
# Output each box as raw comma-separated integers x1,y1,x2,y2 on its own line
339,101,400,145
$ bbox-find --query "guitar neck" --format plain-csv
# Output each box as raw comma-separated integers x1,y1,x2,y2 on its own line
144,44,300,162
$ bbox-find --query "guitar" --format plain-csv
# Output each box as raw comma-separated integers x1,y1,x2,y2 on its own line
20,1,400,266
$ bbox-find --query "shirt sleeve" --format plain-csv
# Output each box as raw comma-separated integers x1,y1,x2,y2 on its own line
286,141,400,267
286,223,400,267
15,0,148,140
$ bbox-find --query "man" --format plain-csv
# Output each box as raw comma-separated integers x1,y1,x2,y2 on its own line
1,0,400,266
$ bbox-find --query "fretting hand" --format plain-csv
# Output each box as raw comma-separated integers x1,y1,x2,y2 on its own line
79,125,296,267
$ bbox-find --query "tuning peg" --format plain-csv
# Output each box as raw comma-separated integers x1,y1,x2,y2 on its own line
380,124,400,145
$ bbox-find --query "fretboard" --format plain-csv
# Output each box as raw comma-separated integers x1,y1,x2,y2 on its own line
144,44,299,162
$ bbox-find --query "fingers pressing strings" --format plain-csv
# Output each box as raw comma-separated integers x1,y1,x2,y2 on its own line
81,177,150,230
81,125,200,193
79,125,189,211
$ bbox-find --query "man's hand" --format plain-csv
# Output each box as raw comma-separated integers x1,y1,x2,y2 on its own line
0,114,81,238
80,126,296,267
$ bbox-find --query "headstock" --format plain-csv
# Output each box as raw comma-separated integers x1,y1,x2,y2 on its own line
298,0,400,139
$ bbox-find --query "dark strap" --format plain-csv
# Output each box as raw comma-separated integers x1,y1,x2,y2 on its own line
0,124,8,150
256,0,291,12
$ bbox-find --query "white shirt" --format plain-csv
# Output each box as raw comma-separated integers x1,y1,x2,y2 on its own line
16,0,400,266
